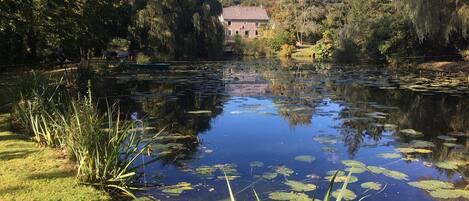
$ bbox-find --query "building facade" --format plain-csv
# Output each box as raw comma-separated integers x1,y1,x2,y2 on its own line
220,6,269,39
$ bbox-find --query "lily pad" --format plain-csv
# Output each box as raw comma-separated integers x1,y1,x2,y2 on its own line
410,140,435,148
448,131,466,137
437,135,457,141
367,166,408,180
276,166,294,177
162,182,193,195
269,192,312,201
342,160,365,167
377,153,401,159
195,166,216,175
443,142,457,147
434,160,465,170
250,161,264,168
262,172,278,180
326,170,346,176
345,166,367,174
294,155,315,163
408,180,454,190
186,110,212,114
331,189,357,201
284,180,317,192
321,146,337,153
325,175,359,183
361,182,382,190
400,129,424,137
429,189,469,199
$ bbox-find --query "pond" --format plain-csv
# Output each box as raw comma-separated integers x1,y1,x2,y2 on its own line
91,60,469,201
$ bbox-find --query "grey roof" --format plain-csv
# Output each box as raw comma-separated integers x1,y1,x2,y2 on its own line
222,6,269,21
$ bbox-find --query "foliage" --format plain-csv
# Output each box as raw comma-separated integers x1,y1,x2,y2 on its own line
136,53,151,64
231,35,274,57
311,31,334,61
265,29,296,51
279,44,295,58
10,71,153,197
130,0,224,60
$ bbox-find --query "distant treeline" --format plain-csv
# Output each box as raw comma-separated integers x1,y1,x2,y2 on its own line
0,0,224,64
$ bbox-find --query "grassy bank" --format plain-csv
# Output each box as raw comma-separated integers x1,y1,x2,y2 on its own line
0,114,110,201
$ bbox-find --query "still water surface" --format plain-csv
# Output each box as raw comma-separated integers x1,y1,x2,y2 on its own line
93,60,469,201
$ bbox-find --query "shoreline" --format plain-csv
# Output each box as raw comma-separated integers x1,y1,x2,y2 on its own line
418,61,469,74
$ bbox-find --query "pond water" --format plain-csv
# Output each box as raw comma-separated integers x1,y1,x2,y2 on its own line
91,60,469,201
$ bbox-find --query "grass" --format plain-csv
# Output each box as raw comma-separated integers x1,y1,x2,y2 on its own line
9,71,153,198
0,114,110,201
292,45,314,58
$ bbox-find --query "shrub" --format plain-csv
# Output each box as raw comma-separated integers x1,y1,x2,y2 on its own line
267,30,296,51
136,53,151,64
279,44,295,58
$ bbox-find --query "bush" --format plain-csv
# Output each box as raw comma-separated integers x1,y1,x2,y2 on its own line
279,44,295,58
311,31,334,61
267,30,296,51
231,35,274,57
136,53,151,64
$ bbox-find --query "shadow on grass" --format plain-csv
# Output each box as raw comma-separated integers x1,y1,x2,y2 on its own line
27,170,73,180
0,185,29,195
0,150,35,161
0,133,29,141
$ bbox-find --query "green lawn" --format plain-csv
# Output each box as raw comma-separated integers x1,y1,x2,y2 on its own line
0,114,110,201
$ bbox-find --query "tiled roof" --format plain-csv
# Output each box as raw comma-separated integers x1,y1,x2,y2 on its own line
222,6,269,20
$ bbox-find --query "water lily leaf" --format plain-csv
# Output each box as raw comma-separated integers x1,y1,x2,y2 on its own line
217,175,240,181
429,189,469,199
367,166,408,180
361,182,382,190
434,160,465,170
395,147,417,153
400,129,424,137
443,142,457,147
312,135,339,145
342,160,365,167
268,192,312,201
345,166,367,174
250,161,264,168
410,140,435,148
162,182,193,195
415,149,433,153
437,135,457,141
262,172,278,180
186,110,212,114
327,170,346,176
321,146,337,153
195,166,216,175
408,180,454,190
377,153,401,159
284,180,317,192
332,189,356,201
325,175,358,183
295,155,315,163
448,132,466,137
276,166,294,177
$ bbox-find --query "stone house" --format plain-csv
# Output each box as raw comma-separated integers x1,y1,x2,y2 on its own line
219,6,269,38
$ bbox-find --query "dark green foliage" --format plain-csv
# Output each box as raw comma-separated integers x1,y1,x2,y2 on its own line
129,0,224,60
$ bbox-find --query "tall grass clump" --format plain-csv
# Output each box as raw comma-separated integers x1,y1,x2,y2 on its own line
10,71,152,197
62,94,148,197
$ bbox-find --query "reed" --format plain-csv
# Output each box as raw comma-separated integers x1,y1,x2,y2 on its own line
10,71,151,197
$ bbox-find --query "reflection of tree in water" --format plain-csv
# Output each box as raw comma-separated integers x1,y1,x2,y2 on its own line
260,66,326,126
90,69,227,166
139,75,226,166
329,82,469,163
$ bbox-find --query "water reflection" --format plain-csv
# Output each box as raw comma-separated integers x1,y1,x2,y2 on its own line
86,60,469,200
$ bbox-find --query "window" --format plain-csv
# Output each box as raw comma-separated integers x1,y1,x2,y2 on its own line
256,22,259,27
227,21,231,25
235,31,239,35
228,30,232,36
245,31,249,37
255,30,259,36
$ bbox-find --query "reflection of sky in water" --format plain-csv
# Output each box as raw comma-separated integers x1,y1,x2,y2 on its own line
139,97,449,201
86,62,469,201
